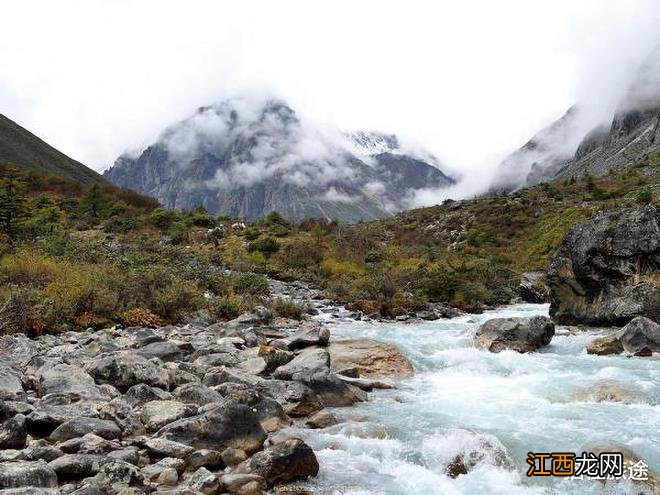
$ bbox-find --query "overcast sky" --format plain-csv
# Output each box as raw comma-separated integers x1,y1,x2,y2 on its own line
2,0,659,180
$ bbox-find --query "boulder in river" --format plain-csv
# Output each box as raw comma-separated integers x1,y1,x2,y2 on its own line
238,438,319,486
326,339,414,378
547,204,660,326
585,317,659,357
474,316,554,353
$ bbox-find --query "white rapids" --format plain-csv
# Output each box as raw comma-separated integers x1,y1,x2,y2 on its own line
285,304,660,495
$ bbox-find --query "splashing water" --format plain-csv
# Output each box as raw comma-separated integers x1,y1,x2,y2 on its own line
288,304,660,494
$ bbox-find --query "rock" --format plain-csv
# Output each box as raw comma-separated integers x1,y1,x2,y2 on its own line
215,387,288,433
156,467,178,486
48,454,105,479
0,399,8,421
239,439,319,485
234,357,267,376
327,339,414,378
0,414,27,449
157,399,267,455
181,467,220,494
143,437,195,459
270,322,330,350
305,410,338,429
257,346,294,374
96,398,144,437
202,367,262,388
174,383,224,406
135,341,182,362
230,307,273,327
547,205,660,326
194,352,240,368
474,316,555,353
124,383,172,405
141,400,188,431
107,448,140,465
519,272,550,303
569,380,647,404
619,316,660,355
272,348,330,380
37,364,105,400
256,380,323,418
220,474,266,494
26,401,100,437
290,368,366,407
0,366,26,401
0,461,58,488
0,335,42,370
439,430,511,478
84,351,172,392
584,443,659,492
50,417,121,442
58,433,120,455
586,335,624,355
221,447,247,466
187,449,223,471
183,309,216,327
336,375,394,391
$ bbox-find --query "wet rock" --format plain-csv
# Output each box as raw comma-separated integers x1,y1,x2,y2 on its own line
305,410,338,429
141,400,188,431
49,417,121,442
238,439,319,485
586,335,624,355
84,351,172,392
337,375,394,391
0,461,58,488
519,272,550,304
474,316,554,353
327,339,414,378
157,399,267,455
619,316,660,356
569,380,648,404
547,204,660,326
257,380,323,418
584,443,660,492
439,430,511,478
0,414,27,449
272,348,330,380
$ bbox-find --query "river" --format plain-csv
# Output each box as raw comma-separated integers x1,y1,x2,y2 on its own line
287,303,660,494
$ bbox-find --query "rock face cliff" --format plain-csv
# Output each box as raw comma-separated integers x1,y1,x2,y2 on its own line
494,46,660,190
547,204,660,326
104,99,454,222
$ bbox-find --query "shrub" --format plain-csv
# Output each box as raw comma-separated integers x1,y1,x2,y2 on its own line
247,237,279,256
120,308,164,328
270,298,306,320
150,208,183,230
636,188,653,205
209,294,248,320
364,250,384,263
232,272,270,296
153,280,205,321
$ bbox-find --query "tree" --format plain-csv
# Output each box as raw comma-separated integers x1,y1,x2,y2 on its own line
0,166,29,243
81,183,104,218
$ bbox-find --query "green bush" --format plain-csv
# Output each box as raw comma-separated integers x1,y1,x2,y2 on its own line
270,297,306,320
232,272,270,296
247,237,279,256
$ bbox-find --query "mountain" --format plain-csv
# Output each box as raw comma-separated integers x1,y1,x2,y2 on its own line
104,99,454,222
0,113,105,184
494,47,660,190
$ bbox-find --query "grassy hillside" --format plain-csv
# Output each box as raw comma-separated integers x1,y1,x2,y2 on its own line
0,113,106,185
1,151,657,335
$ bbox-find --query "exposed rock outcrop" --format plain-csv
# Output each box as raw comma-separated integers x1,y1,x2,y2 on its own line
547,205,659,326
326,338,414,378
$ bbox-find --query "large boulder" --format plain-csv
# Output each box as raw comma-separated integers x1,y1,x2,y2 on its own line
157,399,267,455
547,205,660,326
270,322,330,350
0,461,58,488
326,339,414,379
272,348,330,380
238,439,319,485
49,417,121,442
474,316,554,353
519,272,550,304
38,364,106,400
0,366,26,401
84,351,172,392
0,414,27,449
619,316,660,356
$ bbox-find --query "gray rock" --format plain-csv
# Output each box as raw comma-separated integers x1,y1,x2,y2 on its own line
187,449,224,471
305,410,338,429
157,399,267,455
271,348,330,380
547,205,660,325
0,414,27,449
48,454,105,479
270,322,330,350
37,364,105,400
519,272,550,304
234,357,267,376
124,383,172,405
220,473,266,494
50,417,121,442
84,351,172,392
586,335,624,356
229,306,273,327
27,401,100,436
0,461,58,488
58,433,121,455
181,467,219,494
183,309,216,327
619,316,660,356
239,438,319,485
135,341,182,362
0,335,42,370
193,352,239,368
174,383,224,406
220,447,247,466
214,387,289,433
474,316,555,353
143,437,194,459
0,366,25,401
256,380,322,418
202,367,262,388
294,369,367,407
141,400,188,430
257,346,294,374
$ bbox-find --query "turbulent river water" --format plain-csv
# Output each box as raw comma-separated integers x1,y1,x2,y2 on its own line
288,304,660,495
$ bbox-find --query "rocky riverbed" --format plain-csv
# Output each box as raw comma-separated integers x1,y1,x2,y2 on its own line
0,281,414,495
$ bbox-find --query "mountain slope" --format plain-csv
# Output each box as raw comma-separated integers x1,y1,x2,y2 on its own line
0,113,105,184
495,46,660,190
104,99,454,222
